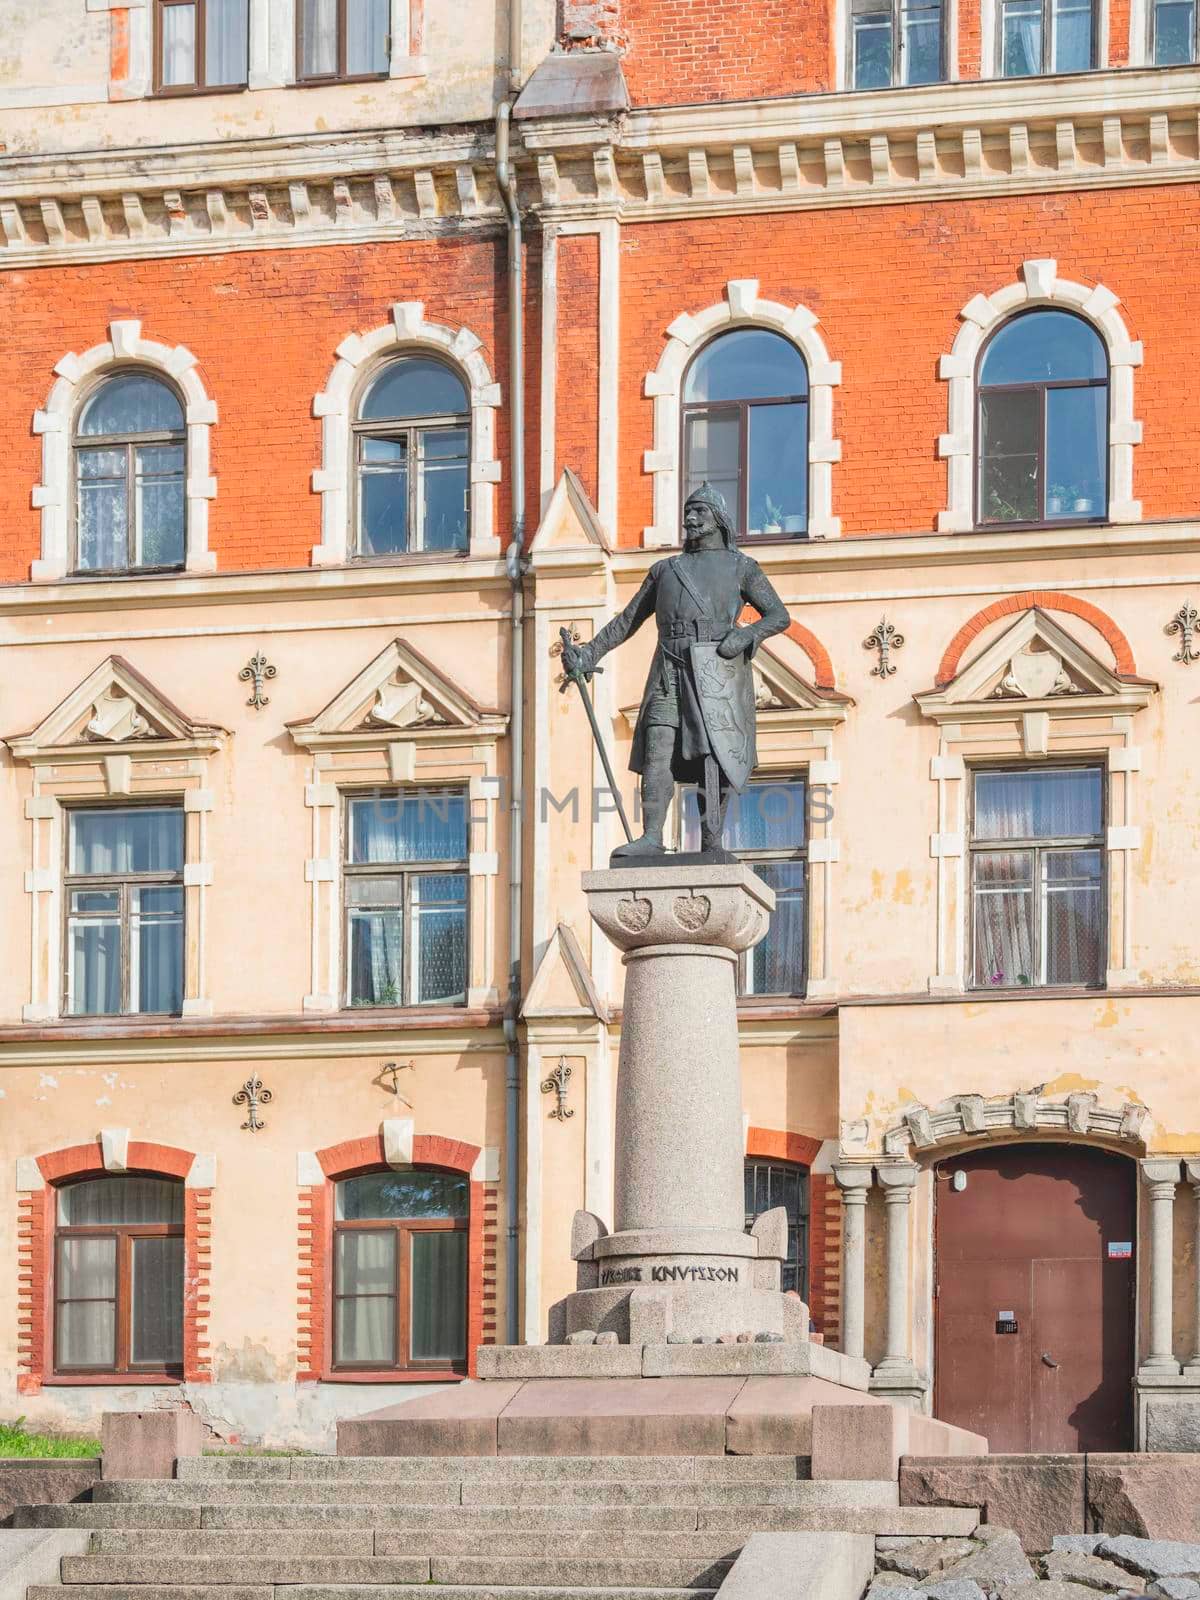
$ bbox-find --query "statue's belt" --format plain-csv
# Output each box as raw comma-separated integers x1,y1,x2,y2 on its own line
663,621,726,642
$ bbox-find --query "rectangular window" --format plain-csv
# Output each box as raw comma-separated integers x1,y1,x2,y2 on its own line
969,766,1105,990
999,0,1095,74
64,807,185,1018
851,0,945,85
155,0,248,92
299,0,390,82
681,778,808,997
357,427,469,558
1153,0,1196,59
343,790,468,1009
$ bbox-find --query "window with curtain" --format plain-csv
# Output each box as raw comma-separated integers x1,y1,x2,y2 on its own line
682,777,808,996
745,1159,809,1297
299,0,391,81
1152,0,1196,58
976,310,1108,527
681,330,809,541
74,374,187,574
970,766,1105,990
998,0,1095,74
850,0,945,86
353,358,470,559
54,1176,184,1375
156,0,248,91
343,790,469,1009
65,807,185,1018
333,1170,468,1370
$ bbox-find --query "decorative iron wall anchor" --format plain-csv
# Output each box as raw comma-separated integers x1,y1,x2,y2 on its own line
239,651,277,708
863,616,905,678
541,1056,574,1121
1166,603,1200,665
234,1073,273,1131
377,1059,414,1108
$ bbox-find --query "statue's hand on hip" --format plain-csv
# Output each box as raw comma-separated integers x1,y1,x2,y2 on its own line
716,627,753,660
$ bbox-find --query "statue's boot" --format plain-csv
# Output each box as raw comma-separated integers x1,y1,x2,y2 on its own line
611,831,667,858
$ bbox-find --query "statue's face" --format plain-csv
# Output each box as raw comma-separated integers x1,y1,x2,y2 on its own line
683,500,722,549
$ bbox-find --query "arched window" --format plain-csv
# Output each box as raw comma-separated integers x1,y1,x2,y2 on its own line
73,373,186,575
976,310,1108,528
354,358,470,559
745,1158,808,1296
333,1169,468,1371
682,329,809,541
53,1175,184,1375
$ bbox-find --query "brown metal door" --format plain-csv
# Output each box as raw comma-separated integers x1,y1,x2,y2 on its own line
934,1144,1135,1452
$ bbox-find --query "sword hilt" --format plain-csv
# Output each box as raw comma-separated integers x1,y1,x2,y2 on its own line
558,626,603,692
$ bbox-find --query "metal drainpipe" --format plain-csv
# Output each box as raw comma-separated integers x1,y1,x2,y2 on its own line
496,84,525,1347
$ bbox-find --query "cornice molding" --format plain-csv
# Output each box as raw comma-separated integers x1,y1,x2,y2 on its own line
2,68,1200,264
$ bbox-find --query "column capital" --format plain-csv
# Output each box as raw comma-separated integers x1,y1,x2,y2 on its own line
1141,1158,1183,1193
876,1161,919,1197
834,1163,874,1201
1185,1158,1200,1190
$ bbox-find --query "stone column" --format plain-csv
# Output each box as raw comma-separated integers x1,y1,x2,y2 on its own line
874,1162,919,1376
1186,1160,1200,1376
1140,1158,1183,1375
834,1164,873,1362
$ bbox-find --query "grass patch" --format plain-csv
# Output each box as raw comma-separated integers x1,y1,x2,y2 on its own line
0,1418,100,1459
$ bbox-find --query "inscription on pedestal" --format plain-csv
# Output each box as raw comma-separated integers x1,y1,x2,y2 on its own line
598,1262,742,1286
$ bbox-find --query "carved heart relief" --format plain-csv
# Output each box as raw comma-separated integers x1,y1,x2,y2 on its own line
615,896,652,933
673,894,711,931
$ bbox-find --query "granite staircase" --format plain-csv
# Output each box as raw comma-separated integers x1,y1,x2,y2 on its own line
16,1454,980,1600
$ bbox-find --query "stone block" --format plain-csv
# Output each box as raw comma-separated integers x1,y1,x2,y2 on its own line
726,1376,889,1456
0,1462,100,1528
1044,1550,1145,1592
878,1535,975,1579
335,1381,522,1457
900,1454,1086,1554
813,1407,984,1484
932,1527,1036,1593
100,1410,204,1481
717,1531,875,1600
1096,1538,1200,1579
1087,1458,1200,1541
475,1343,642,1380
1145,1402,1200,1453
495,1376,742,1457
0,1529,90,1600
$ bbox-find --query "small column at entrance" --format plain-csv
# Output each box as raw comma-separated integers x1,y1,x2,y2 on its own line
1186,1160,1200,1377
833,1163,872,1362
1140,1158,1182,1375
872,1161,927,1408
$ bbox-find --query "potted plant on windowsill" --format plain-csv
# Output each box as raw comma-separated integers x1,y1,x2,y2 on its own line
762,496,783,536
782,512,805,535
1045,483,1070,517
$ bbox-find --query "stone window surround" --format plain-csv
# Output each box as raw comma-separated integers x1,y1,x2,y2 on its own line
937,257,1143,533
32,321,218,583
916,599,1153,993
311,302,502,567
642,279,842,547
16,1136,215,1394
295,1131,497,1383
99,0,424,101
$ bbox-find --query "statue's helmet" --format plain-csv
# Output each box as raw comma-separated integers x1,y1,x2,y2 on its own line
683,481,737,549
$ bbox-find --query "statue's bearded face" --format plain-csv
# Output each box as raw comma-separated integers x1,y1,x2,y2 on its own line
683,500,722,549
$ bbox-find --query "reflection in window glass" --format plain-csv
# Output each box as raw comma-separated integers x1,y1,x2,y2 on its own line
851,0,944,83
1000,0,1094,72
682,330,809,540
354,359,469,557
75,375,186,573
1154,0,1195,58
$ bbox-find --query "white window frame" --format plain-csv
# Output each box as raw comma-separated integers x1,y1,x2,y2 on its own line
936,259,1142,533
312,303,501,565
642,279,842,547
33,321,217,582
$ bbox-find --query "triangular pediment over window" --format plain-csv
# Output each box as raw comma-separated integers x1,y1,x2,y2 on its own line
916,609,1157,725
619,641,850,736
522,922,608,1023
5,656,226,762
289,637,506,753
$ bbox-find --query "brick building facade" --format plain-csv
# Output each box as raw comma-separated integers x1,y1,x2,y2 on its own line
1,0,1200,1450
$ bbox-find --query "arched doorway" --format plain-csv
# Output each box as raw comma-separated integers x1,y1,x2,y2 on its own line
934,1143,1135,1451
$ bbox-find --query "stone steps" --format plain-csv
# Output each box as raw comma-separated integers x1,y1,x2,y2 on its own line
92,1479,897,1508
32,1589,720,1600
175,1457,805,1483
62,1558,734,1588
18,1501,977,1536
86,1534,744,1559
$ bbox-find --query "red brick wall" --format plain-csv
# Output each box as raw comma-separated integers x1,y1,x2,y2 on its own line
621,0,834,106
0,238,508,581
619,186,1196,544
18,1140,207,1393
302,1132,487,1381
555,234,601,505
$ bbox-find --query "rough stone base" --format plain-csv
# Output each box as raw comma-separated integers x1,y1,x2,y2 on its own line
1087,1453,1200,1540
899,1454,1086,1554
337,1374,986,1462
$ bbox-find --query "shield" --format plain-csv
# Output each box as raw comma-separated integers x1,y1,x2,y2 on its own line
689,641,756,791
